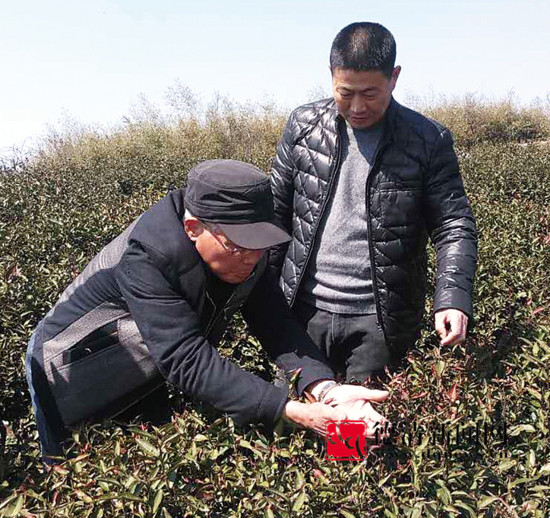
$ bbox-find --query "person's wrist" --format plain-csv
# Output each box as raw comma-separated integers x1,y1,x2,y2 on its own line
306,380,338,402
282,400,303,423
319,381,341,402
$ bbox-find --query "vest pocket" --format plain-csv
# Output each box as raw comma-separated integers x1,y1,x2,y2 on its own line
62,321,118,365
50,317,161,427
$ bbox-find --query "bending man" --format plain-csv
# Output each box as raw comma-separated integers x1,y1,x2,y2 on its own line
26,159,381,463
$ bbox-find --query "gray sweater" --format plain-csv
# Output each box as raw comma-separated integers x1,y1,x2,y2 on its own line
298,120,383,314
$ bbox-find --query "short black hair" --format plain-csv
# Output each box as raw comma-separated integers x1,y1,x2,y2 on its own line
330,22,396,78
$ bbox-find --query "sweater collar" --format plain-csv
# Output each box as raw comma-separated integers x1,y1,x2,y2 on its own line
329,96,400,146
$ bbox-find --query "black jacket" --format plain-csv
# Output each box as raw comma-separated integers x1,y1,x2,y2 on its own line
30,189,333,434
270,98,478,358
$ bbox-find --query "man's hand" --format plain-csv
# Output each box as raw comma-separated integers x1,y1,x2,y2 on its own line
434,309,468,346
282,400,348,437
337,399,390,440
295,383,392,440
321,385,391,441
321,384,389,407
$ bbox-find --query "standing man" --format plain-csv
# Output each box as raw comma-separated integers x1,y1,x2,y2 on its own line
266,22,477,403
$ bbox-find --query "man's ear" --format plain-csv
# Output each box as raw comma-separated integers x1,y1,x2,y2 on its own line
390,66,401,90
184,217,203,242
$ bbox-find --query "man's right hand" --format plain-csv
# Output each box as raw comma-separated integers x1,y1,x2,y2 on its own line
321,384,391,441
282,400,348,437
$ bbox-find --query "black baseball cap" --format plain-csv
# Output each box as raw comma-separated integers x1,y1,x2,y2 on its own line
184,159,291,249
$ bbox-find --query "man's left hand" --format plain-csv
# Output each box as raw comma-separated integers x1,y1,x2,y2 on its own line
434,309,468,346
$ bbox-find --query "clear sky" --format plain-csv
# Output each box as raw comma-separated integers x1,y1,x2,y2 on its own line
2,0,549,155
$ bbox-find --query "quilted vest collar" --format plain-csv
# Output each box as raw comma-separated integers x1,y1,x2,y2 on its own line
323,96,401,149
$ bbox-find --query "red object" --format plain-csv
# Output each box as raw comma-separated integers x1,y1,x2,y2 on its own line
325,420,370,461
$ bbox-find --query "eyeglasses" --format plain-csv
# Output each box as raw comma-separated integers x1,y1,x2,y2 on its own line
201,221,262,255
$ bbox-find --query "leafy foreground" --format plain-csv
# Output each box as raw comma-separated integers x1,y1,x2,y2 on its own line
1,103,550,517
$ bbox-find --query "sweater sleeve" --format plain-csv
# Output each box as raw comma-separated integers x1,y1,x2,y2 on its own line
117,241,289,427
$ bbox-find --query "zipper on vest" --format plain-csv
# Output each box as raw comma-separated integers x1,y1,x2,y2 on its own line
365,141,390,335
289,119,344,307
204,269,257,338
203,291,219,337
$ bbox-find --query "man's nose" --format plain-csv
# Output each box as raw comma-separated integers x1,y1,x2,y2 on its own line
350,95,367,114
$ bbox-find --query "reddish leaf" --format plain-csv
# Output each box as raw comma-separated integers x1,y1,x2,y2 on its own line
411,391,429,400
446,383,459,403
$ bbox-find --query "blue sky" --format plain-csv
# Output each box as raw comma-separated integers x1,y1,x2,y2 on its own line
2,0,549,154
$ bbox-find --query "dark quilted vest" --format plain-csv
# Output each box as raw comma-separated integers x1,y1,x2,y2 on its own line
269,97,477,359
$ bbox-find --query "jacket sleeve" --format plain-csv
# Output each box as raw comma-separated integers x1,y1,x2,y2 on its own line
117,241,289,427
269,111,298,274
241,267,335,395
425,129,478,318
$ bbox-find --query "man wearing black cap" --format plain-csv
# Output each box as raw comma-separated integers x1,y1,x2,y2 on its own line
27,159,383,463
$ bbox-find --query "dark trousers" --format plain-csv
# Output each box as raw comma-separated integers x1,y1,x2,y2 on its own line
293,299,391,384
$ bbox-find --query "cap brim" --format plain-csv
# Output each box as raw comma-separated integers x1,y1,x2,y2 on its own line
217,222,291,250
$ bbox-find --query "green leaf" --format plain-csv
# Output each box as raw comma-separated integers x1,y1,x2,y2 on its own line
434,360,446,376
423,503,438,517
136,437,160,457
350,462,365,476
238,439,254,450
119,492,145,502
415,431,430,455
436,484,452,505
292,490,307,512
478,495,500,509
152,489,164,514
529,485,550,492
453,501,476,518
508,424,536,436
265,488,289,501
295,470,305,489
1,494,24,517
167,470,177,489
497,459,517,472
74,489,93,504
130,427,157,440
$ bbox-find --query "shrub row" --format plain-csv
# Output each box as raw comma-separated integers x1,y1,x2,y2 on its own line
1,99,549,516
416,93,550,146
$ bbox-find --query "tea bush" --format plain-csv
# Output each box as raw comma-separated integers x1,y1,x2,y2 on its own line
1,96,549,517
414,93,550,147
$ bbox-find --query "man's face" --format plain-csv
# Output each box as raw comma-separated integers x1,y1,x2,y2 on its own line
185,220,264,284
332,66,400,129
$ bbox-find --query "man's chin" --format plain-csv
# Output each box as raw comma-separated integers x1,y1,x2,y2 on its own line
222,272,251,284
349,117,374,129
